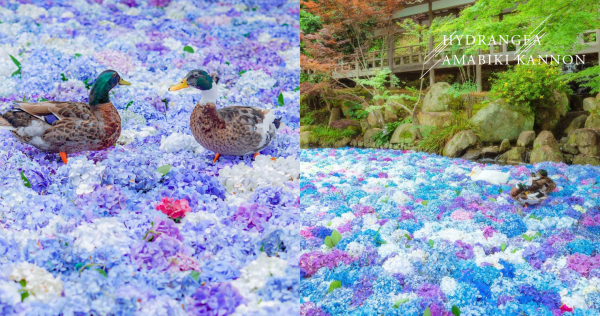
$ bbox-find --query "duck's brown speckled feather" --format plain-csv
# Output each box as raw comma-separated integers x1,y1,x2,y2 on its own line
190,103,276,156
3,101,121,154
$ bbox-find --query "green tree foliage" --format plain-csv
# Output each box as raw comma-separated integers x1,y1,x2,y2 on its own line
489,62,570,115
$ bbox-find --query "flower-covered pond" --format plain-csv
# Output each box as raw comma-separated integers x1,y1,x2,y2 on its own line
0,0,300,315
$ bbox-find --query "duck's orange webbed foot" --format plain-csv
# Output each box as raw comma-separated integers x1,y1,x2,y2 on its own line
253,153,276,161
59,151,68,164
212,153,221,163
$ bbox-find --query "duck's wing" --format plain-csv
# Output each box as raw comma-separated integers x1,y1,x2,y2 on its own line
216,106,278,152
13,101,95,122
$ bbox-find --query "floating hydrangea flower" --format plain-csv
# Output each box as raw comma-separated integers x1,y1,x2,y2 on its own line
156,197,191,221
188,282,244,316
9,262,63,302
159,132,204,154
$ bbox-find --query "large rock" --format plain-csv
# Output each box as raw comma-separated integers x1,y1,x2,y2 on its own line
585,112,600,129
300,131,312,147
383,104,403,123
567,129,599,156
423,82,453,112
367,109,384,128
333,137,351,148
536,92,569,130
530,131,563,163
498,147,528,163
564,115,588,135
364,128,381,148
583,97,597,111
470,99,534,142
418,111,452,128
573,155,600,166
329,107,342,125
443,130,478,158
390,123,417,144
516,131,536,147
499,139,511,153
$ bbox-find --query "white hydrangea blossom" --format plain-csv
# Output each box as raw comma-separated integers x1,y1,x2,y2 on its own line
67,156,105,195
232,253,287,307
440,277,458,295
218,155,300,205
0,280,21,305
234,70,276,96
118,126,157,145
70,218,131,253
382,254,414,274
278,48,300,70
17,4,48,19
163,37,184,52
159,132,204,154
345,242,365,257
9,262,63,302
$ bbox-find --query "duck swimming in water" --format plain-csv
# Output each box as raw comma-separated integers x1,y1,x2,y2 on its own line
168,69,280,163
0,70,131,164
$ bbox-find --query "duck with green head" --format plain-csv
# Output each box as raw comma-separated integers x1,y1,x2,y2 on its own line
168,69,281,163
0,70,131,163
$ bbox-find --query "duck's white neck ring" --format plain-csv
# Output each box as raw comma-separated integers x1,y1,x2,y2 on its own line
200,84,219,105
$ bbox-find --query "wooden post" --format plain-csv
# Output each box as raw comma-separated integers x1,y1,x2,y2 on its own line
476,64,482,92
428,0,434,86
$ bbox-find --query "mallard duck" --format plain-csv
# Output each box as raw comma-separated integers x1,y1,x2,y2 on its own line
510,169,556,206
0,70,130,164
168,69,281,163
470,167,510,185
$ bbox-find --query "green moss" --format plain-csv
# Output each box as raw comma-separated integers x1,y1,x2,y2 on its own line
417,115,481,154
309,126,361,147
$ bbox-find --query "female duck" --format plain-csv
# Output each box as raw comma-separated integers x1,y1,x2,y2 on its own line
169,69,280,163
0,70,130,163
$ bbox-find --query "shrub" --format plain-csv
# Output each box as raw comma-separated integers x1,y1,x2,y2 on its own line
417,115,480,154
309,126,361,146
371,118,411,146
489,62,570,115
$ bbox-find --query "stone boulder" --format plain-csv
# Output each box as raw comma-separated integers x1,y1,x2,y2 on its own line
390,123,417,144
418,111,453,128
364,128,381,148
423,82,454,112
367,109,384,128
498,147,528,163
499,139,511,153
530,131,563,163
442,130,478,158
470,99,534,142
573,156,600,166
383,104,403,123
300,131,312,147
567,129,599,156
516,131,535,147
329,107,342,125
536,92,569,130
564,115,588,135
583,97,597,111
585,112,600,129
333,137,351,148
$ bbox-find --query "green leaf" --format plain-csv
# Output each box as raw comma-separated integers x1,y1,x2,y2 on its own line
225,61,230,65
19,280,26,287
499,189,503,194
393,298,410,308
421,200,428,206
501,243,507,251
488,197,496,202
452,305,461,316
243,33,249,37
20,290,29,302
327,280,341,293
39,97,49,102
428,240,434,248
183,45,194,53
156,164,171,176
529,214,542,221
60,73,68,81
238,70,248,76
96,268,107,277
324,236,334,248
190,271,200,282
404,234,411,240
20,171,31,188
455,189,461,196
260,243,264,252
423,307,432,316
277,92,285,107
83,78,91,90
9,54,21,67
294,86,300,92
74,53,82,58
12,68,21,77
125,101,133,111
330,230,341,245
75,263,84,270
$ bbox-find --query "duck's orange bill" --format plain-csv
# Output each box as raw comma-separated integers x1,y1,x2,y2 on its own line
169,78,189,91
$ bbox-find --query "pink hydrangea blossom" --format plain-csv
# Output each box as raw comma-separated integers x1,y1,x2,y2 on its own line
156,197,191,220
451,209,473,221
